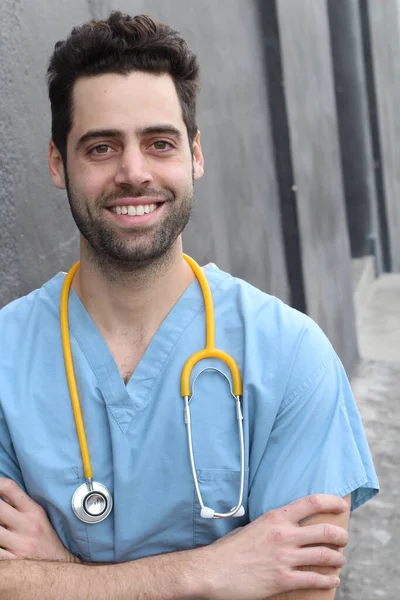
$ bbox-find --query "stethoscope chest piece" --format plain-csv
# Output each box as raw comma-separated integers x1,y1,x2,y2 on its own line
72,481,113,524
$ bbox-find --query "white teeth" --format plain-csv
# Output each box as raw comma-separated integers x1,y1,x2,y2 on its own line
112,203,159,216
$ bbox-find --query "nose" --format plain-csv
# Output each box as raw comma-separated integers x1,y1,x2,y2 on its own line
114,145,153,188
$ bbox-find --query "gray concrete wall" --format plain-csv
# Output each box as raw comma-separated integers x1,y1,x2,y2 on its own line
328,0,383,273
258,2,306,315
0,0,91,299
5,0,398,373
276,0,358,372
0,0,289,304
367,0,400,272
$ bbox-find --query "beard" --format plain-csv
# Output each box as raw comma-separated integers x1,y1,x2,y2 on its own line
65,174,194,271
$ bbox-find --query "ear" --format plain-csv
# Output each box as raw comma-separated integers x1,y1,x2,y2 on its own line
48,140,66,189
192,131,204,181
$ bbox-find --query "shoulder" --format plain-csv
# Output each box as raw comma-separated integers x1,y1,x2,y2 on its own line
207,264,332,357
206,265,337,398
0,273,63,349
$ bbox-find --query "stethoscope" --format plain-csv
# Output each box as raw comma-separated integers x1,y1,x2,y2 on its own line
61,254,245,524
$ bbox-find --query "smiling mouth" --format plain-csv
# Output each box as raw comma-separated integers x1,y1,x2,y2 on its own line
108,202,162,217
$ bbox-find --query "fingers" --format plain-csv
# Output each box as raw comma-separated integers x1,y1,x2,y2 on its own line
0,525,16,553
0,499,20,531
296,545,346,569
0,478,32,512
276,494,349,524
295,522,349,548
285,570,341,592
0,547,17,560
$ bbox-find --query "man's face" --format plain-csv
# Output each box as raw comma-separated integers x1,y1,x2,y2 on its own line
49,71,204,267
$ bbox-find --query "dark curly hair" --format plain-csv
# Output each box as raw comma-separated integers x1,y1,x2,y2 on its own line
47,12,200,163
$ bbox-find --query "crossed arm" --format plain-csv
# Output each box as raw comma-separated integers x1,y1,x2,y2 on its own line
0,478,350,600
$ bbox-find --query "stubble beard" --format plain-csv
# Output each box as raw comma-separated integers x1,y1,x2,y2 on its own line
65,173,194,278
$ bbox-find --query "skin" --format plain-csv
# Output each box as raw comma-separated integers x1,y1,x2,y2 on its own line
0,478,350,599
0,71,351,598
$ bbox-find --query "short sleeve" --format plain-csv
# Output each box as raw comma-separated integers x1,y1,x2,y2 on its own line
248,321,379,519
0,402,25,488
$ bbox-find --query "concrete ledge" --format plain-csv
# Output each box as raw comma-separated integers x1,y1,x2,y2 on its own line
352,256,376,314
356,273,400,363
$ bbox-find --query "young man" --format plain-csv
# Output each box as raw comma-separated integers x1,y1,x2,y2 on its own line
0,12,378,599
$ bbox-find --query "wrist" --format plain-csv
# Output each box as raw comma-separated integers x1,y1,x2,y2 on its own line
183,546,216,600
160,547,212,600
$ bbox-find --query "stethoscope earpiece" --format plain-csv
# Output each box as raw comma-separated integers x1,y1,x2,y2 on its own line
200,505,245,519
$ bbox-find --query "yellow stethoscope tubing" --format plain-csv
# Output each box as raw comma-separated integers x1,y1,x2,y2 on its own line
60,260,93,481
60,254,243,484
181,254,243,398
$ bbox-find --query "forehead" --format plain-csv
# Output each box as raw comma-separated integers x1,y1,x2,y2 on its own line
70,71,185,136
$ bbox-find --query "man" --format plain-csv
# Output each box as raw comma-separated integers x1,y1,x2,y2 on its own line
0,11,378,599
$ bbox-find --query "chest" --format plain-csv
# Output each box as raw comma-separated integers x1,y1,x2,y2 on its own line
107,336,150,384
12,361,251,562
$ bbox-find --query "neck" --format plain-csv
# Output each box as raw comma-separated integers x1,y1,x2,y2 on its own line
72,238,195,339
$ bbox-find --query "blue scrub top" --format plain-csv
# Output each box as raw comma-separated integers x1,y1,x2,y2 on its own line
0,265,379,563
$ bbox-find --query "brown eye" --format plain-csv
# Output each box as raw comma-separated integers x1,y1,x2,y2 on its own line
90,144,112,155
152,141,172,151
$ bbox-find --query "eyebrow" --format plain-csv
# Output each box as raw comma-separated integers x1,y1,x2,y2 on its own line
76,124,182,149
137,125,182,139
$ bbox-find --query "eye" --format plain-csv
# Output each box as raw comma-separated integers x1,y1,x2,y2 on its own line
89,144,114,155
151,140,174,152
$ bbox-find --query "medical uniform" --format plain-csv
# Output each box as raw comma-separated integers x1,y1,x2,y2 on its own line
0,265,379,563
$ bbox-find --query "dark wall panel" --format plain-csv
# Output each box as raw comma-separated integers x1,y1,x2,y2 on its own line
327,0,383,273
276,0,358,372
258,1,306,314
367,0,400,272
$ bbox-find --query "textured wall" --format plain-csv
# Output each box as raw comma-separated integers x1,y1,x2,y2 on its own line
367,0,400,272
3,0,382,372
0,1,26,306
0,0,90,300
258,1,306,315
276,0,358,372
327,0,383,272
0,0,289,304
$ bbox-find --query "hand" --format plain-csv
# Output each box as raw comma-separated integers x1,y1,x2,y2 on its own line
198,494,349,600
0,478,79,562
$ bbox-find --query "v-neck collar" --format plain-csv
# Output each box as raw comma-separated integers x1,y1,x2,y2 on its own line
44,265,225,433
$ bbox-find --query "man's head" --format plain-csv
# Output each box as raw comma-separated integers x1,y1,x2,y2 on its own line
47,12,204,270
47,12,200,165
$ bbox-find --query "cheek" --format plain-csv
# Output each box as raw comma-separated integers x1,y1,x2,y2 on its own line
69,162,115,198
157,160,193,190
